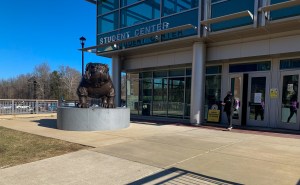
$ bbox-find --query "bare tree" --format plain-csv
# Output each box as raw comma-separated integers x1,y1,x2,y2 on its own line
33,62,51,99
59,66,81,100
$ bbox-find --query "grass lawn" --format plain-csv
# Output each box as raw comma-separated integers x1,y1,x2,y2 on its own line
0,126,89,168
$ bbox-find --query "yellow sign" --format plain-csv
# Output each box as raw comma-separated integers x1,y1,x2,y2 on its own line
270,88,279,98
207,109,220,122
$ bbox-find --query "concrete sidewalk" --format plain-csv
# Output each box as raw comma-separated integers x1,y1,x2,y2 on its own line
0,116,299,185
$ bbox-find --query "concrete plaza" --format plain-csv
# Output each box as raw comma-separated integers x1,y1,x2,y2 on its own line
0,115,299,185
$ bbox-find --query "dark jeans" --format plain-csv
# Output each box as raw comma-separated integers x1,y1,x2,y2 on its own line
287,109,297,123
225,111,233,128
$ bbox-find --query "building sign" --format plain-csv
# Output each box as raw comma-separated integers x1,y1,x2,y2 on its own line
99,22,170,45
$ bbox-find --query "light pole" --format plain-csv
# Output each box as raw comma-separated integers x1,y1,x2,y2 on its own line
80,36,86,76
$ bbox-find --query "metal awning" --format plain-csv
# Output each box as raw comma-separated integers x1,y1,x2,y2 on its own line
80,24,197,52
200,10,254,26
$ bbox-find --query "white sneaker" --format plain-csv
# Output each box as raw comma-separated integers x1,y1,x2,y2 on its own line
227,127,232,131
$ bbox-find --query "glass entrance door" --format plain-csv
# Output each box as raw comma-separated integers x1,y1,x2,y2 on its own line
229,74,243,126
279,71,300,130
247,73,270,127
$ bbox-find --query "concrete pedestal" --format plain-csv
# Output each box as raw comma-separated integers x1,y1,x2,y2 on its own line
57,107,130,131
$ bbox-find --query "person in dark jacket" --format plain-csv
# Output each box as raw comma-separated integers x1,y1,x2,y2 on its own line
222,91,235,130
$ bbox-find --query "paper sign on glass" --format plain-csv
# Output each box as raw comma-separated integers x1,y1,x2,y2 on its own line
254,93,262,103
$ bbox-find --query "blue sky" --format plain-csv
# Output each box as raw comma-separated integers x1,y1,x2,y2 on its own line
0,0,111,80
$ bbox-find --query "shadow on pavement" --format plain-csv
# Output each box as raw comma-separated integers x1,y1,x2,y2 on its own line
127,167,243,185
34,119,57,129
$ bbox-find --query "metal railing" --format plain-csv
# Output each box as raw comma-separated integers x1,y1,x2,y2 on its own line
0,99,58,115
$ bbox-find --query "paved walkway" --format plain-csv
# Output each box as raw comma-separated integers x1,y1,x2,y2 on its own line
0,116,300,185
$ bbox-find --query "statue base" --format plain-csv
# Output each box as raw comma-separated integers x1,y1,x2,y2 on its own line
57,107,130,131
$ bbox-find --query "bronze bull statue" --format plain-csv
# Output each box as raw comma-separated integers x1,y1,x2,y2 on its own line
77,63,115,108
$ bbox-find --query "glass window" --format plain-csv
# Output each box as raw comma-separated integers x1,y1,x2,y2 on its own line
206,65,222,74
229,61,271,73
161,9,198,41
121,0,141,7
270,0,300,20
141,79,152,116
280,58,300,69
140,71,153,78
98,11,119,34
162,0,198,16
127,68,191,119
153,78,168,116
97,0,119,15
121,0,160,28
169,69,185,77
168,77,185,118
153,70,168,78
205,75,222,121
127,73,140,115
210,0,254,31
186,68,192,76
185,77,191,118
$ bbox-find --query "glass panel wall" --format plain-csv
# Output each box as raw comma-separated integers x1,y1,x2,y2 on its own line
126,73,139,115
162,0,198,16
185,75,191,119
270,0,300,20
168,77,185,118
153,78,168,116
98,11,119,33
205,66,222,121
229,61,271,73
121,0,141,7
121,0,160,28
97,0,199,51
162,9,198,41
210,0,254,31
280,58,300,69
97,0,119,15
126,67,191,119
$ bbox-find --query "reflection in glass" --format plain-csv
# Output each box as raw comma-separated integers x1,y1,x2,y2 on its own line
97,0,119,15
185,77,191,118
153,78,168,116
168,77,185,118
249,77,266,121
161,9,198,41
205,75,221,120
121,0,141,7
231,77,242,120
141,79,152,116
281,75,299,123
210,0,254,31
270,0,300,20
98,11,119,33
126,74,140,115
121,0,160,27
162,0,198,16
127,68,191,119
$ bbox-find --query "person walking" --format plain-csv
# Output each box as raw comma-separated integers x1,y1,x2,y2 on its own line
222,91,235,131
287,92,298,123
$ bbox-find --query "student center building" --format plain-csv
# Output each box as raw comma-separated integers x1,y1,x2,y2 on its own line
84,0,300,131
